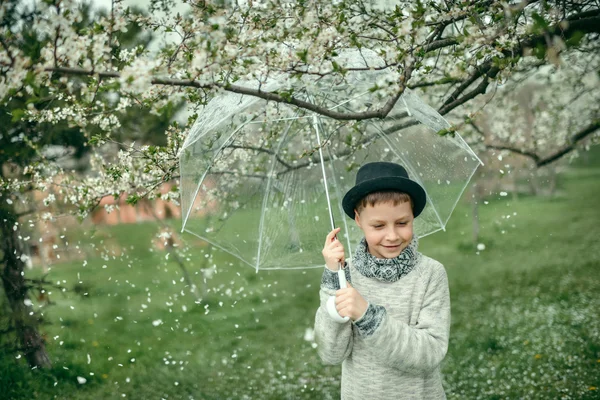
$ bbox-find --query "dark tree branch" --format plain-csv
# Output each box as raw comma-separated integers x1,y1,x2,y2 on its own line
0,36,15,67
15,209,36,218
24,278,68,293
482,120,600,167
439,8,600,116
46,66,413,121
408,77,464,89
39,6,600,129
439,66,500,115
441,63,492,108
536,121,600,167
485,144,541,163
509,11,600,57
423,38,459,53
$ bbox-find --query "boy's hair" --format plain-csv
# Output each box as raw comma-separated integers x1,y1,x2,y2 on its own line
355,191,413,215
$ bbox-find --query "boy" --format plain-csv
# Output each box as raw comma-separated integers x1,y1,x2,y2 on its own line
314,161,451,399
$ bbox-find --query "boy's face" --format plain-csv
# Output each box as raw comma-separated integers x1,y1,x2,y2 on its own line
355,200,414,259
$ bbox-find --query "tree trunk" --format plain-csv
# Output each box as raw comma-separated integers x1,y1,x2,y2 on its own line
471,180,481,246
0,204,52,369
528,170,539,196
547,165,557,196
143,201,205,300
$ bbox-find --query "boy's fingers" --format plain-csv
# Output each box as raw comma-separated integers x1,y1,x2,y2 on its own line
327,241,340,250
336,305,348,318
335,286,355,300
325,228,341,242
336,300,354,316
325,241,344,254
331,254,344,262
324,229,337,245
328,243,343,253
335,296,347,308
332,247,344,257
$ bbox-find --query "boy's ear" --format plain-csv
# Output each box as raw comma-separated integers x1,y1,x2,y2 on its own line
354,210,361,228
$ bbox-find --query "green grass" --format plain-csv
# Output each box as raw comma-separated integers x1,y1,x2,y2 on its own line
422,161,600,399
2,152,600,399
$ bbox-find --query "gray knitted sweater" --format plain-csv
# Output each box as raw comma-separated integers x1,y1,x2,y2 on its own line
314,254,450,400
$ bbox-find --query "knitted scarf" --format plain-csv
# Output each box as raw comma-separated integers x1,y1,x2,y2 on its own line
353,237,420,283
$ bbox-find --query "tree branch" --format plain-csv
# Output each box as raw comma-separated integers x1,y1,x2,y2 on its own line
439,8,600,117
46,66,413,121
485,143,541,163
15,209,37,218
510,11,600,56
39,7,600,128
24,277,68,293
226,145,295,170
408,77,464,89
423,37,459,53
441,63,492,108
483,120,600,167
0,36,15,68
439,66,500,115
536,121,600,167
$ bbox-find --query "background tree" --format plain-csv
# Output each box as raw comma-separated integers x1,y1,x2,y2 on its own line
0,0,183,369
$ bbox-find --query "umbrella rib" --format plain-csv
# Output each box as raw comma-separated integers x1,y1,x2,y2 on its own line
183,228,256,269
255,114,297,271
321,126,354,255
372,123,447,233
186,228,324,270
180,122,250,232
206,170,268,179
335,93,482,235
441,160,481,229
182,99,259,150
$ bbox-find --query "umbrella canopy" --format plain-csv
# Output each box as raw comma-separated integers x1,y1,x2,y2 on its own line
179,51,482,271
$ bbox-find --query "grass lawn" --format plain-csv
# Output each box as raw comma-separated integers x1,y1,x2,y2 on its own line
1,153,599,399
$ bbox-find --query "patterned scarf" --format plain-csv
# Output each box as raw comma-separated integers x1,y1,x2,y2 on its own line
353,237,420,283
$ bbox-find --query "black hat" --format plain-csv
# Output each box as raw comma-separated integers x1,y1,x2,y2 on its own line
342,162,427,219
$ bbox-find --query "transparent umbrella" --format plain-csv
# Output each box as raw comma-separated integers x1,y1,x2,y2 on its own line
179,51,483,272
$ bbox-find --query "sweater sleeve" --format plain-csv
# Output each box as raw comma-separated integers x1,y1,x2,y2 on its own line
359,262,450,373
314,267,354,365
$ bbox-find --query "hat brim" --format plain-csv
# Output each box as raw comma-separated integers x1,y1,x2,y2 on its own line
342,176,427,219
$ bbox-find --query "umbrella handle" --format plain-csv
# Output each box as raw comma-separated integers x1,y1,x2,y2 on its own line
325,266,350,323
326,296,350,323
337,265,348,289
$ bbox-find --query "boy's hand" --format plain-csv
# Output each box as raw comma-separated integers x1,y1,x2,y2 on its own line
335,282,368,321
322,227,345,271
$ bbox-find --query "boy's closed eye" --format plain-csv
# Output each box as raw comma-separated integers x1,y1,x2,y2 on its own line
371,222,408,228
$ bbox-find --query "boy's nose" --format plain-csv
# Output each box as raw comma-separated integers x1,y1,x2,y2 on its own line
385,229,400,241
